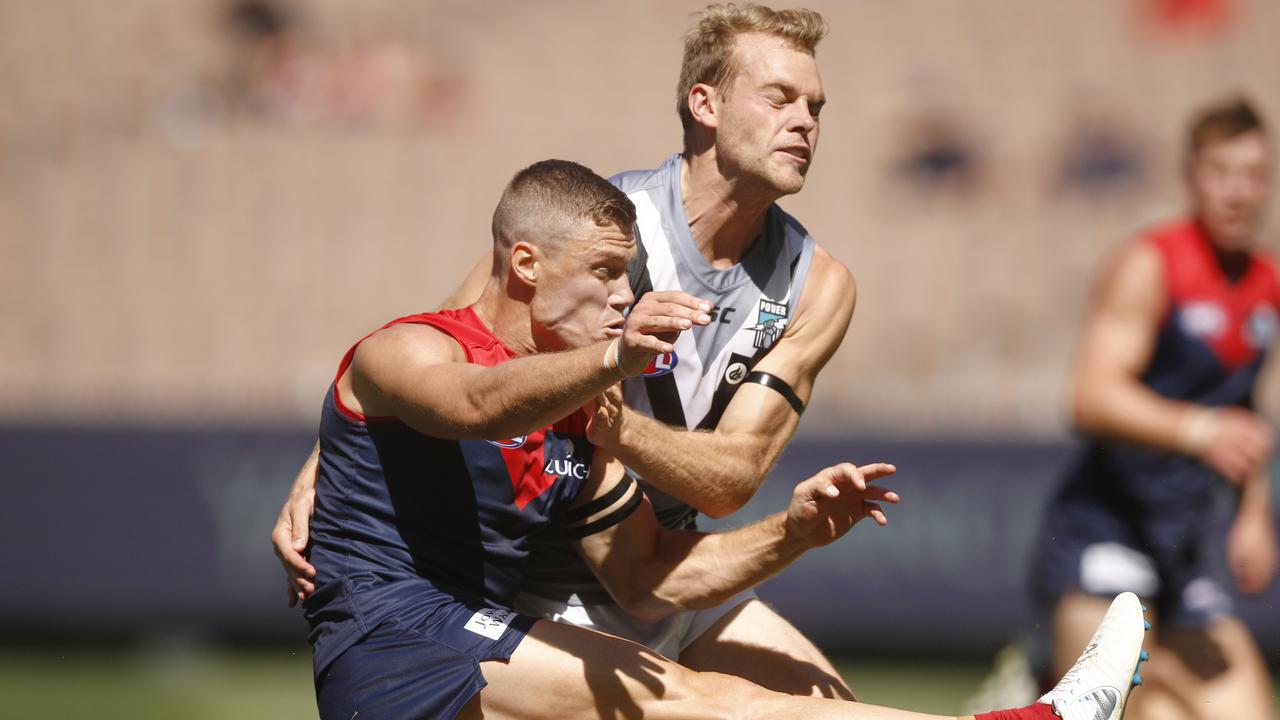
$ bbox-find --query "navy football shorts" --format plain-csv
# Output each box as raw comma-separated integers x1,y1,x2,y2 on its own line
1030,493,1232,629
315,602,537,720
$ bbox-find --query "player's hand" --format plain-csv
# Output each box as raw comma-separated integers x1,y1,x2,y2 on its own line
271,486,317,607
587,383,626,449
785,462,899,548
1198,408,1273,485
616,291,711,375
1227,504,1278,595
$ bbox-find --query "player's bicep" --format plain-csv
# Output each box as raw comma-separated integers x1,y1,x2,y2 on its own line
752,249,855,400
715,250,854,439
347,324,488,436
1077,241,1165,385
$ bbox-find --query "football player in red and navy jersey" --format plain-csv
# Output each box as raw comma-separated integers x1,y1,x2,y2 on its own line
1031,98,1278,720
300,158,911,719
299,158,1147,720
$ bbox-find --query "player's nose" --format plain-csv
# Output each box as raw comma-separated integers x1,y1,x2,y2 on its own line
610,275,634,310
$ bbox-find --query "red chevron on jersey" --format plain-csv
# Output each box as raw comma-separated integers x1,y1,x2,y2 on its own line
498,429,551,510
1151,220,1280,371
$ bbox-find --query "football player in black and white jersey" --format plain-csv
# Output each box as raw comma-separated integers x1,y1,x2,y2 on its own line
275,4,862,700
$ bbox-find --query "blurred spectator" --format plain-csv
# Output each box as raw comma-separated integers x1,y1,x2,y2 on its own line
1052,106,1146,199
220,0,463,129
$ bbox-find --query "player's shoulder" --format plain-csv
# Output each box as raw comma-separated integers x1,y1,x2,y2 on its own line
354,316,470,370
608,154,679,197
796,243,856,317
1093,232,1166,308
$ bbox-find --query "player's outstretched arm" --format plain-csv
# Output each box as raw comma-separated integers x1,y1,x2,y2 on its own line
571,457,897,624
590,247,855,518
1073,239,1273,483
349,291,709,440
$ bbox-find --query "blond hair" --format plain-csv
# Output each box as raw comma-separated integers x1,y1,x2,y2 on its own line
677,4,826,135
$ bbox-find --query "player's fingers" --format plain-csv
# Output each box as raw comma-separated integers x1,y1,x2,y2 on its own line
632,299,712,325
603,383,623,404
864,502,888,526
633,314,699,334
638,290,712,314
626,333,674,356
796,474,840,500
856,463,897,481
864,486,900,504
818,463,867,492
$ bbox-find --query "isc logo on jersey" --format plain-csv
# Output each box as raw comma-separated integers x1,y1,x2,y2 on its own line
642,352,678,377
487,436,527,449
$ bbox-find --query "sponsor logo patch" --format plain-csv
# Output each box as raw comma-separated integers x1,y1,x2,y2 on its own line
750,299,789,349
725,362,748,384
487,436,527,449
1246,305,1278,349
1178,301,1227,339
543,457,589,480
464,608,517,640
642,352,678,377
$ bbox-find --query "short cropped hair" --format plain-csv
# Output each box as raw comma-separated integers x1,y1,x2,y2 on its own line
1188,97,1266,159
490,160,636,273
676,4,826,135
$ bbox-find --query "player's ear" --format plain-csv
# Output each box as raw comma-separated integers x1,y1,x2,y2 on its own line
688,83,719,131
510,241,539,288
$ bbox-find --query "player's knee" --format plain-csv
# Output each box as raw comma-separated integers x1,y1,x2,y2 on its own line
680,669,777,719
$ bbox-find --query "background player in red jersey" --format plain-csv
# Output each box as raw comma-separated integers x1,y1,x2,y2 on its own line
1030,98,1277,720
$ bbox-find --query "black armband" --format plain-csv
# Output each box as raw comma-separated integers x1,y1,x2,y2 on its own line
562,474,645,539
744,371,805,415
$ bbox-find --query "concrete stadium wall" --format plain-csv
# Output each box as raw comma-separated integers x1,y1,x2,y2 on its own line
3,427,1277,662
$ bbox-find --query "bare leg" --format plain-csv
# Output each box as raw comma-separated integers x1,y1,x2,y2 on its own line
461,619,955,720
678,598,856,700
1143,617,1273,720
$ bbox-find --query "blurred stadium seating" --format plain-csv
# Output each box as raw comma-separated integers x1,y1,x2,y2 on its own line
2,0,1278,716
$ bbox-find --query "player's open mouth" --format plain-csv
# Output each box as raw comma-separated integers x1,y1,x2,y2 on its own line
603,322,624,338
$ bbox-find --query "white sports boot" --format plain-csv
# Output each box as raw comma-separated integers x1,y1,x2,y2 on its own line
1037,592,1150,720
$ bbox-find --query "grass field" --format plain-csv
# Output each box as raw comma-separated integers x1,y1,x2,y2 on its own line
1,646,1275,719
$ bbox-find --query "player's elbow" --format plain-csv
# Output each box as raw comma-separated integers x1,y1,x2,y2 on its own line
609,582,678,624
622,597,678,625
697,491,751,520
1071,378,1109,432
695,469,765,519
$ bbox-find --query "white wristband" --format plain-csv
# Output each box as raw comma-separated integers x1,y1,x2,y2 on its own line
602,338,627,380
1178,407,1221,456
